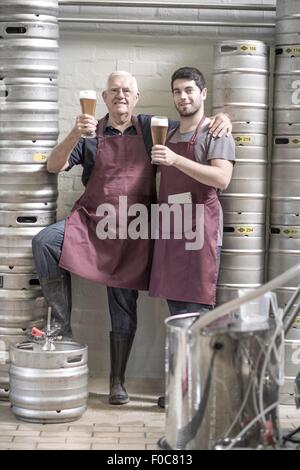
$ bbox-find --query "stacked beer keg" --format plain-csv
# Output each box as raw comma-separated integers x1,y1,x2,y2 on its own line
269,0,300,308
212,40,270,305
268,0,300,404
0,0,59,399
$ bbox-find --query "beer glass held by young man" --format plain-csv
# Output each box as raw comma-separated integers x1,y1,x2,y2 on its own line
79,90,97,138
151,116,168,146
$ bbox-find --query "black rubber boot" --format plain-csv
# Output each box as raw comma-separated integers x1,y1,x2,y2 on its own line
157,395,165,409
37,274,72,339
109,331,134,405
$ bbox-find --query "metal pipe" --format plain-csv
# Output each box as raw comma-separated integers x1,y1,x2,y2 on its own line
58,1,276,11
58,18,274,27
283,285,300,334
190,263,300,335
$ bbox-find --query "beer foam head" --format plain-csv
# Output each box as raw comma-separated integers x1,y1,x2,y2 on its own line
79,90,97,99
151,116,168,127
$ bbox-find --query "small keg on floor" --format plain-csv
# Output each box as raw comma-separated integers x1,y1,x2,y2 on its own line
9,341,88,423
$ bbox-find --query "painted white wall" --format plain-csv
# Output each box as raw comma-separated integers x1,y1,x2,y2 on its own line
56,1,276,378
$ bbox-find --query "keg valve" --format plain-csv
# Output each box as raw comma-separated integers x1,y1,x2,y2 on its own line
43,307,56,351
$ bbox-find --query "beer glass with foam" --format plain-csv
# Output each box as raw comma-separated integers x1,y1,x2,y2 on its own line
151,116,168,146
79,90,97,138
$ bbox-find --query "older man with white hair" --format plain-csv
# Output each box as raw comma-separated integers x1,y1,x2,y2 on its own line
32,71,231,406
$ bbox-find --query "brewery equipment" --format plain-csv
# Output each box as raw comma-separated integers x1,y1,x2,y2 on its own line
159,264,300,450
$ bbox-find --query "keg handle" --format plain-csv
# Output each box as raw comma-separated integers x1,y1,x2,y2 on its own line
0,86,8,98
64,353,86,367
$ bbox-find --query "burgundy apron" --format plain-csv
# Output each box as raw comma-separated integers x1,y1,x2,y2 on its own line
59,117,156,290
149,116,220,305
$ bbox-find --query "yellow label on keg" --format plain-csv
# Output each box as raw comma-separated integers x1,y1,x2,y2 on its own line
286,47,300,55
292,138,300,145
282,228,300,236
240,45,257,52
234,136,251,144
32,153,47,162
237,226,254,234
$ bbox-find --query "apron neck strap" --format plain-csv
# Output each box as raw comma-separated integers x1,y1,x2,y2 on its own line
190,114,206,145
97,117,105,139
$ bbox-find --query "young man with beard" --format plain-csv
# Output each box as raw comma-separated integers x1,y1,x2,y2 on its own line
149,67,236,408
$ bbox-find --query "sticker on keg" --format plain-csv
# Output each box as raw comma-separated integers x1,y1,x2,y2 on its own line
237,226,254,234
234,136,251,144
282,228,300,237
292,138,300,145
240,44,257,52
32,153,47,162
286,47,300,55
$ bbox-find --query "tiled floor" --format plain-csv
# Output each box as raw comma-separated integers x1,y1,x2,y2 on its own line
0,377,164,450
1,377,300,450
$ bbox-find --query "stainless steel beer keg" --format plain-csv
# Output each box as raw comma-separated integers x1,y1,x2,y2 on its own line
9,341,88,423
0,226,47,269
0,164,57,203
0,289,47,328
0,0,59,22
214,40,269,73
213,40,269,134
0,102,59,141
0,331,27,400
0,38,59,80
268,226,300,288
271,145,300,225
219,224,265,286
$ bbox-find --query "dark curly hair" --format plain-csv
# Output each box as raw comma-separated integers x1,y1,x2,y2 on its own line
171,67,206,92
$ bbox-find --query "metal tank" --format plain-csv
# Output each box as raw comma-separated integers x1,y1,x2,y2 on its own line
9,342,88,423
159,313,280,450
159,264,300,451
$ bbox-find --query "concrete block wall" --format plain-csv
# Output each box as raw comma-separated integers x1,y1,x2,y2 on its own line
56,0,276,379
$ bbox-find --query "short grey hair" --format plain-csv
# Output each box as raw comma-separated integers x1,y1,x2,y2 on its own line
105,71,139,92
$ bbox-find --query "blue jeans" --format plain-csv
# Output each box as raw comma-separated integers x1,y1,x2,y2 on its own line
167,246,222,316
32,220,138,335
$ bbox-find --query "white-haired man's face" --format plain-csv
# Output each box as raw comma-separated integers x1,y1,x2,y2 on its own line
102,75,139,118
